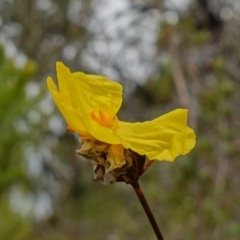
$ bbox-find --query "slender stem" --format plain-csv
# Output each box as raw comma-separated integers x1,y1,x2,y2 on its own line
131,181,164,240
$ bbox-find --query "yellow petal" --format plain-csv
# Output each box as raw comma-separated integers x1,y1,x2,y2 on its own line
55,61,122,118
55,62,82,110
116,109,196,161
72,71,123,116
71,70,123,128
47,76,87,135
48,62,122,144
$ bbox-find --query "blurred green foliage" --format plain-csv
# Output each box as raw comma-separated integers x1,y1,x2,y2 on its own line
0,45,38,189
0,46,38,239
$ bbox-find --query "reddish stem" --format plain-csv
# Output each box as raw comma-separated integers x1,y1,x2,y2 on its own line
131,181,164,240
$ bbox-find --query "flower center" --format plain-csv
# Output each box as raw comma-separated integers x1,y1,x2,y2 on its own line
90,110,117,128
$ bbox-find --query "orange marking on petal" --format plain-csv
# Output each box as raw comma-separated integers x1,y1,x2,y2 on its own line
99,110,105,121
90,109,117,128
67,125,75,132
90,111,98,122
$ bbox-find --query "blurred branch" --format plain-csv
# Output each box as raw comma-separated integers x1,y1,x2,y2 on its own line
215,117,229,195
168,28,198,128
169,29,190,109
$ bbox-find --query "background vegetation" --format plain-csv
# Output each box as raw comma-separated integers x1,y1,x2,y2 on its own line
0,0,240,239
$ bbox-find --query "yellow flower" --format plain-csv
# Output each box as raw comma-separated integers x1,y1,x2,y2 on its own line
47,62,196,184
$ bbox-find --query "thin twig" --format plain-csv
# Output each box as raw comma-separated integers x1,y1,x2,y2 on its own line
168,27,197,128
169,28,190,109
131,181,164,240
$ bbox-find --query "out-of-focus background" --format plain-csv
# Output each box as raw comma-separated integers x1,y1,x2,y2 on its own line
0,0,240,239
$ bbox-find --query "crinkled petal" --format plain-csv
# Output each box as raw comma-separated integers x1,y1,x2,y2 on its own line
48,62,122,144
106,145,126,172
55,62,83,111
47,76,87,135
72,71,123,115
54,62,122,117
116,109,196,161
